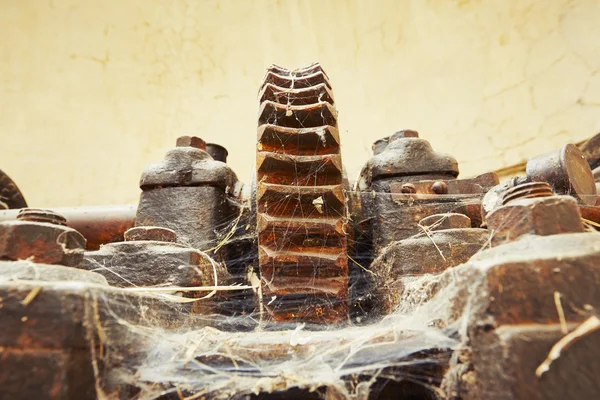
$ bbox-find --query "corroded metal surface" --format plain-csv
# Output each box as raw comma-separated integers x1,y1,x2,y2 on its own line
136,136,242,254
527,143,597,206
357,131,498,258
486,189,585,245
0,205,136,250
371,213,489,315
83,225,227,313
440,232,600,400
256,63,348,325
4,62,600,399
0,168,27,210
0,208,86,267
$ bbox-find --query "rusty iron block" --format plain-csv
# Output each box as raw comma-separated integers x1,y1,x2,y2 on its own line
83,225,230,317
0,261,107,350
444,323,600,400
356,128,497,260
371,213,489,315
441,232,600,330
83,237,225,289
0,263,199,399
0,348,96,400
425,231,600,399
360,170,497,257
485,195,585,245
1,260,108,285
136,186,235,252
136,136,241,254
0,209,86,267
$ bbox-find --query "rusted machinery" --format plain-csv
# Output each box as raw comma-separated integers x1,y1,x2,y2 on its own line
256,63,348,326
1,64,600,400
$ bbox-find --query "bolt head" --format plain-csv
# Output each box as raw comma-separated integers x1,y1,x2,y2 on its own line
176,136,206,150
392,130,419,140
401,183,417,194
431,181,449,195
486,196,585,245
0,221,86,266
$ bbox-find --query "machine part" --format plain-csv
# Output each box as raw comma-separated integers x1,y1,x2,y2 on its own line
357,130,497,259
0,262,107,400
480,176,529,218
136,136,242,253
0,259,198,400
439,232,600,400
485,188,585,246
366,172,498,256
0,205,136,250
256,63,348,326
0,168,27,210
83,225,225,290
501,181,554,205
357,130,459,192
206,143,229,163
370,213,489,315
0,208,86,267
526,143,597,206
578,131,600,170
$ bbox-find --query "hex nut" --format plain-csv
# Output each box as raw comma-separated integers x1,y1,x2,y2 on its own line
0,220,86,266
485,195,585,245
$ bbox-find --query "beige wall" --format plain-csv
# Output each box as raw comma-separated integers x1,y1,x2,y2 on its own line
1,0,600,207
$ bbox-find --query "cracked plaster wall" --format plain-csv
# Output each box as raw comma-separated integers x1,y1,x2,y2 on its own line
1,0,600,206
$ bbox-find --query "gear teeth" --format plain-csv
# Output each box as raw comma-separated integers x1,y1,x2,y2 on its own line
256,63,348,325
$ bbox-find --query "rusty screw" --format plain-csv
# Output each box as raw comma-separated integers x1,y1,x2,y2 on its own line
176,136,206,150
502,182,553,205
0,209,86,266
400,183,417,194
17,208,67,226
431,181,448,195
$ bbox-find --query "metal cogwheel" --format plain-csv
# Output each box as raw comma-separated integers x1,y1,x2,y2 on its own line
0,169,27,209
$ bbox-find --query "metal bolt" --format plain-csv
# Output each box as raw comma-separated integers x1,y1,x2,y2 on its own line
176,136,206,150
431,181,448,195
401,183,417,194
17,208,67,226
391,130,419,140
502,182,554,205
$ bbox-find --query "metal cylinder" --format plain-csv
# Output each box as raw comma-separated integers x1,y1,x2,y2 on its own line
526,144,597,206
206,143,229,163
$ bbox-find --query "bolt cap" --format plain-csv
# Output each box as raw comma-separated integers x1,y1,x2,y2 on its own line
176,136,206,150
